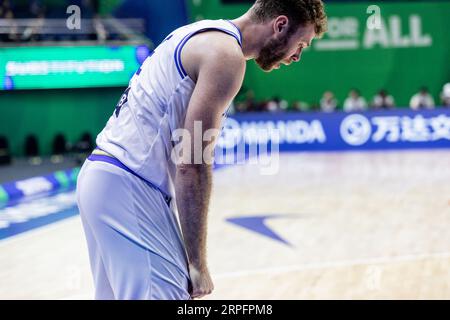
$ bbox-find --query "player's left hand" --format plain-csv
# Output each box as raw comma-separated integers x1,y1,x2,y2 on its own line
188,264,214,299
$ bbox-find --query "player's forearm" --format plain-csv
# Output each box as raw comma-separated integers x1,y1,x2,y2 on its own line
175,163,213,271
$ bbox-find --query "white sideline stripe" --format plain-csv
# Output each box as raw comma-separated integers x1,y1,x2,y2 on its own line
213,251,450,279
0,214,80,246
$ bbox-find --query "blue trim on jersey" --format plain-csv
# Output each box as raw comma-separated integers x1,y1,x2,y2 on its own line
174,27,243,79
174,32,192,79
225,20,243,46
88,151,172,204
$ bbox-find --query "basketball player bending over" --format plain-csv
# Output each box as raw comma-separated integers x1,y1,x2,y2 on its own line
76,0,327,300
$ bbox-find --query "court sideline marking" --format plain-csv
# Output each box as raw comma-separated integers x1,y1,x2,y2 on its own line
213,251,450,279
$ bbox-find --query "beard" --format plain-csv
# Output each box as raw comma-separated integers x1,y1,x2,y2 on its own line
255,34,290,72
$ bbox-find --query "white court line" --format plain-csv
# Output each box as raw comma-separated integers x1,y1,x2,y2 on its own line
61,251,450,299
0,214,80,247
213,251,450,279
2,214,449,276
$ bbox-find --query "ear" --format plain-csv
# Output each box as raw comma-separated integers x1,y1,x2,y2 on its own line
273,15,289,36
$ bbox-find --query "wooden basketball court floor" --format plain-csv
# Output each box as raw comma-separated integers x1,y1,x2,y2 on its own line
0,150,449,299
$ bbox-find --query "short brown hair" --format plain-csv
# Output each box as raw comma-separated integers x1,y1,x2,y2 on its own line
250,0,327,38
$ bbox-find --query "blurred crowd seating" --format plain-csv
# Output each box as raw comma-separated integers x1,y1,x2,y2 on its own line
233,83,450,114
0,0,144,43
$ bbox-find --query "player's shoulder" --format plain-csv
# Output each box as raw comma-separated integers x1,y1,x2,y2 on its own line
211,33,244,65
182,30,245,82
188,30,244,65
202,34,246,81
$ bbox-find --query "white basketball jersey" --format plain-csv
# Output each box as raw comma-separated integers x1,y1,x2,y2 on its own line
96,19,242,198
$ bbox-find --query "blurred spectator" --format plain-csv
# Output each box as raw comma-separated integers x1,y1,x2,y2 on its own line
372,89,395,110
291,100,309,112
87,0,108,42
20,0,46,42
257,99,269,112
236,89,257,112
24,134,41,165
310,102,320,111
74,132,94,164
0,135,11,166
343,89,367,112
266,96,288,112
51,133,67,163
0,1,19,42
0,0,8,17
0,0,118,43
76,132,94,154
320,91,337,112
440,83,450,107
409,87,435,110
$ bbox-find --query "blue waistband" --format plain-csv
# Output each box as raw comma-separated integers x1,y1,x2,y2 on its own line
87,150,172,205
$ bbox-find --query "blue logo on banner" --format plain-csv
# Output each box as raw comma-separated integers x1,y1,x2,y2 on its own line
340,114,372,146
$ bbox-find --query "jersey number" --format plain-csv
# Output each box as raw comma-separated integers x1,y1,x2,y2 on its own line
115,87,130,118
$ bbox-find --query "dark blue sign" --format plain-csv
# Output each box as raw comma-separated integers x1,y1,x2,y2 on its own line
217,109,450,152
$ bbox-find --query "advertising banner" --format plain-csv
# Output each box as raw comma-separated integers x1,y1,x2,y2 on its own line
0,44,151,90
218,109,450,152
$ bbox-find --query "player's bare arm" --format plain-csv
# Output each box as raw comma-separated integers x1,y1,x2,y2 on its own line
175,32,246,299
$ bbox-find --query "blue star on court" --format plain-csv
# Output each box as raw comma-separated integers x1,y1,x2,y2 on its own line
226,214,300,247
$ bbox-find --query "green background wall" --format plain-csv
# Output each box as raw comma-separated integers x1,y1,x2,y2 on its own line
1,1,449,156
0,87,122,156
187,0,450,108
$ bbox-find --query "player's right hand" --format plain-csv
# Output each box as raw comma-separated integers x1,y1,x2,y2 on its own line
188,264,214,299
